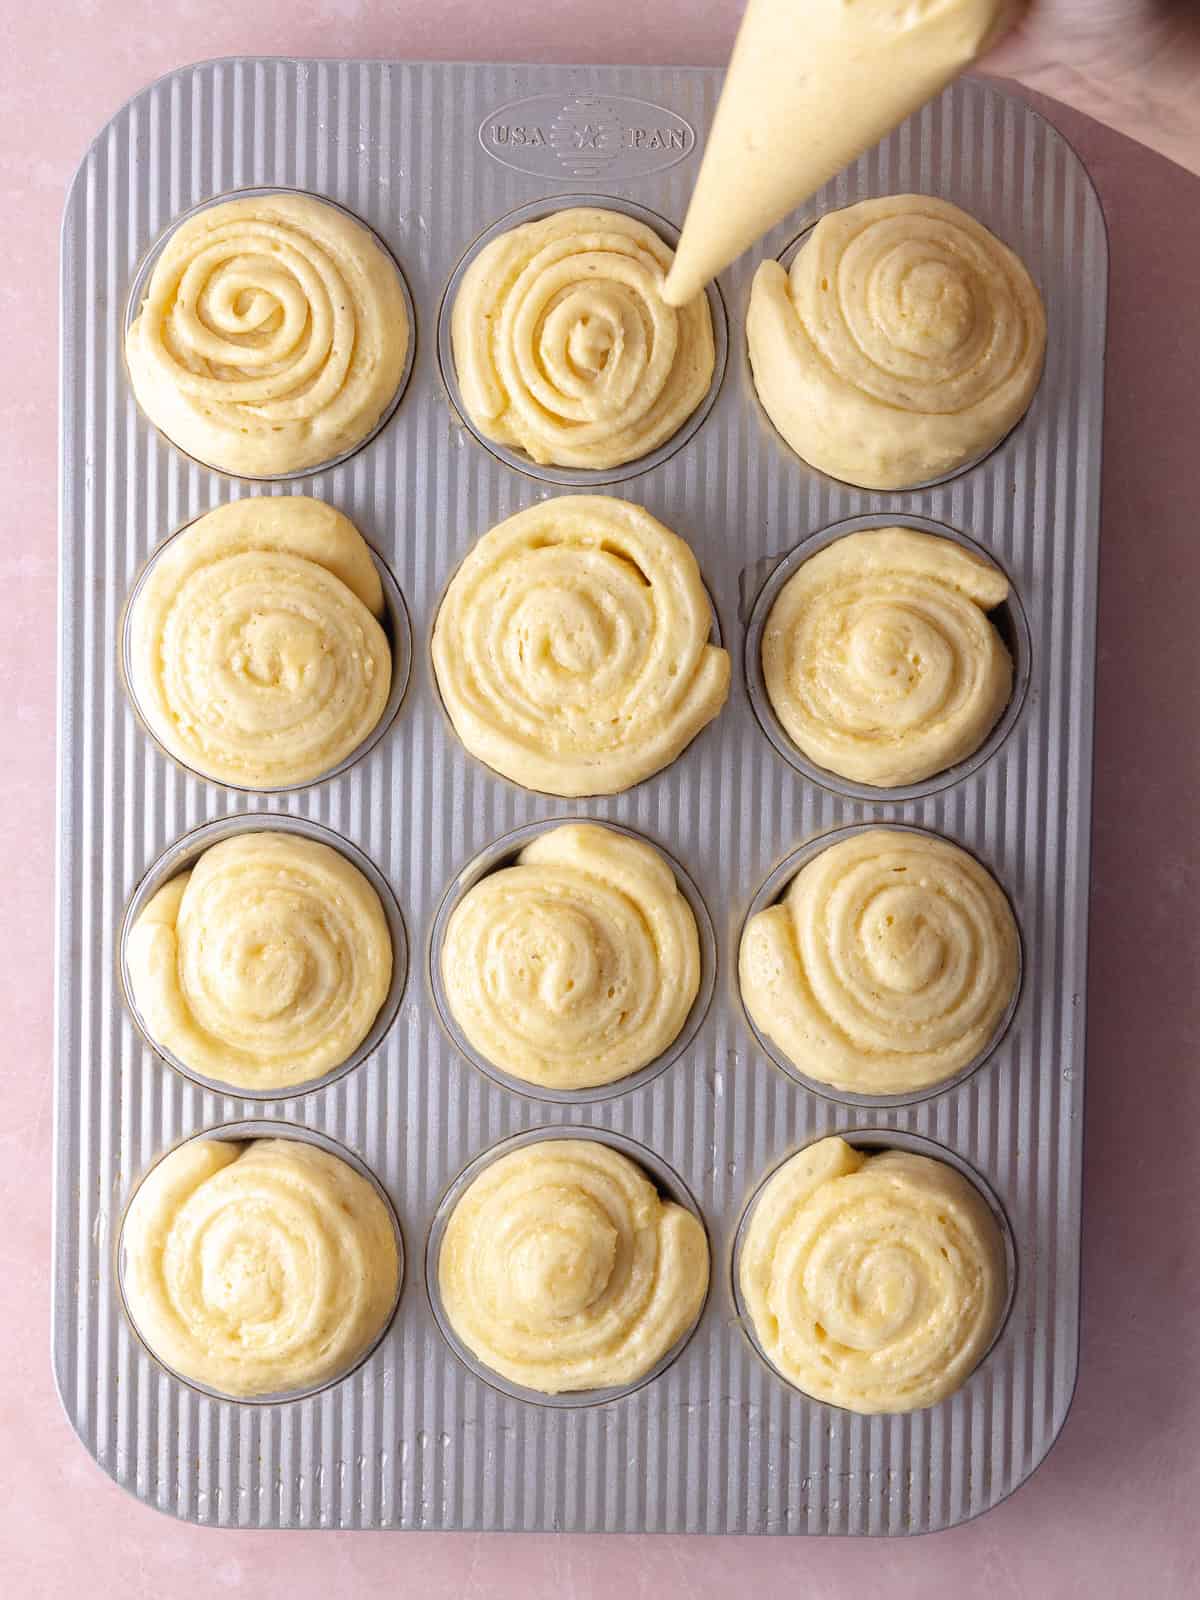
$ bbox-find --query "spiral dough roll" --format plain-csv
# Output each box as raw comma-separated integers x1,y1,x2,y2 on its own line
125,832,393,1092
128,497,392,788
451,206,715,470
432,497,729,796
739,1136,1006,1413
740,829,1019,1095
441,823,700,1091
747,194,1046,489
126,193,409,476
122,1137,399,1397
761,527,1013,787
438,1139,709,1393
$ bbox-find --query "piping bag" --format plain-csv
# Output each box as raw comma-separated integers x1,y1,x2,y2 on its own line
661,0,1024,306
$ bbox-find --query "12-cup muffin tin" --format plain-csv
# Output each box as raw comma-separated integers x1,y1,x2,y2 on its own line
55,59,1106,1532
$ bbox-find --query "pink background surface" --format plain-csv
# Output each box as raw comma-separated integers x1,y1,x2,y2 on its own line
3,3,1199,1595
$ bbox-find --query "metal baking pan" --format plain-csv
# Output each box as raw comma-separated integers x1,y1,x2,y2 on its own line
55,58,1106,1532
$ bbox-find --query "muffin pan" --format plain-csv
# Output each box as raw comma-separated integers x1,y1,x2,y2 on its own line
55,60,1106,1532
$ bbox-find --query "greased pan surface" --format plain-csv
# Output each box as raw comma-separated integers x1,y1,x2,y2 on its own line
55,60,1105,1532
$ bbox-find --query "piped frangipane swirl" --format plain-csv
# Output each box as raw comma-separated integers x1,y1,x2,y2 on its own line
126,192,409,476
438,1138,709,1393
432,496,729,796
125,832,393,1092
739,828,1019,1095
747,194,1046,489
121,1137,399,1398
739,1136,1006,1413
451,206,714,470
761,527,1012,786
441,823,700,1091
127,496,392,788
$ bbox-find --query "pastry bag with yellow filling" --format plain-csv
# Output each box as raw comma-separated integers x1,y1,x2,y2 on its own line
661,0,1023,306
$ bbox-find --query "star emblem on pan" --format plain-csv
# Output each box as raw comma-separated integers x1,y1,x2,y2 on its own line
550,96,623,177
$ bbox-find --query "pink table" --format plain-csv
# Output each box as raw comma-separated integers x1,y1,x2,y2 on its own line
3,5,1198,1594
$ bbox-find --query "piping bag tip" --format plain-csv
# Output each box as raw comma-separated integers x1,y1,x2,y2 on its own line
659,267,697,309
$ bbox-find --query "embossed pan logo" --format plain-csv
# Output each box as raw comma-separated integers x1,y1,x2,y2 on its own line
479,93,696,180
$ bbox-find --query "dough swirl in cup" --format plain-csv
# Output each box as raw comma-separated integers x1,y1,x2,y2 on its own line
739,829,1018,1095
437,1139,709,1394
739,1136,1006,1413
125,832,393,1093
747,194,1046,489
451,206,715,470
761,527,1013,787
122,1137,399,1398
432,497,730,796
127,497,392,788
126,192,409,476
441,823,700,1091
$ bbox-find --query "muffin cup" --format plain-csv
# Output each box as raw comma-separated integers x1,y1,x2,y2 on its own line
116,1117,405,1406
124,185,417,483
425,1125,710,1408
117,812,408,1101
755,217,1041,492
437,192,729,487
119,504,412,794
430,817,717,1103
739,821,1024,1110
429,532,727,802
743,512,1032,804
731,1127,1017,1416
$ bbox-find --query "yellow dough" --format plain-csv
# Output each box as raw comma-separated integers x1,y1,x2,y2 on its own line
126,192,409,476
761,527,1012,787
432,497,729,796
438,1139,709,1393
739,1136,1006,1413
127,496,392,788
451,206,715,470
746,194,1046,490
739,828,1018,1095
122,1137,399,1397
441,823,700,1091
125,832,393,1092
